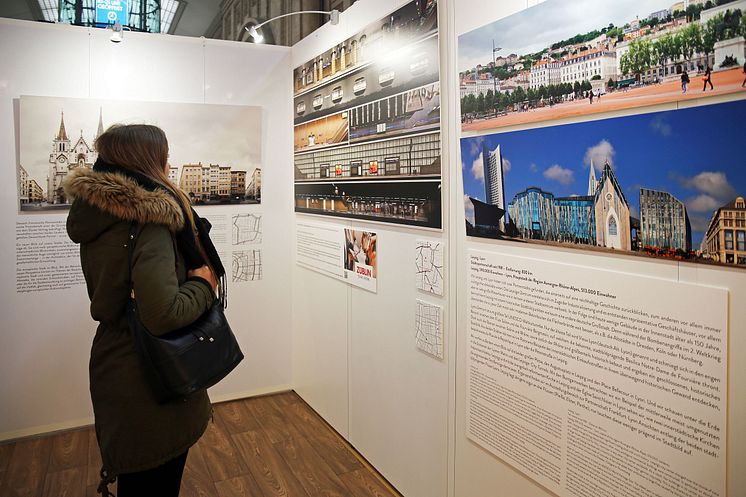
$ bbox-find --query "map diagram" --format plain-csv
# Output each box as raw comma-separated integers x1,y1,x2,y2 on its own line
415,239,444,296
232,214,262,245
415,299,443,359
232,250,262,282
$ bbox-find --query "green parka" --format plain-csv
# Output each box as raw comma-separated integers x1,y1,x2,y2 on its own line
64,167,214,475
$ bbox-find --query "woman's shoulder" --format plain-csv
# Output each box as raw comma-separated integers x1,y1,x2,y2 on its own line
64,168,185,232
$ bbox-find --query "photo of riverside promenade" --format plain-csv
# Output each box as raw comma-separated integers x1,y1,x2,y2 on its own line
461,99,746,268
458,0,746,131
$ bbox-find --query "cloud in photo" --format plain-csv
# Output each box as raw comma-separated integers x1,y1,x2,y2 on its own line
464,194,475,225
529,163,538,173
468,136,485,158
502,156,512,173
471,152,485,182
689,215,711,233
543,164,574,185
584,139,615,171
650,115,672,137
686,194,721,213
457,0,667,72
675,171,737,202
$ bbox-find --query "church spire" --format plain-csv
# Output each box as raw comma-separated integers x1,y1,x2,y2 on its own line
96,107,104,139
56,111,68,141
587,159,597,196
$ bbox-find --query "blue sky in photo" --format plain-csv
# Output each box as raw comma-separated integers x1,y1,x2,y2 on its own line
458,0,675,72
461,99,746,246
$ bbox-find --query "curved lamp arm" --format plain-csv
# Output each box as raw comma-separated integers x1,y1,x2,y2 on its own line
245,9,340,43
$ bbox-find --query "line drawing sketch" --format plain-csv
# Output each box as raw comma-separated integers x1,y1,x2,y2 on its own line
415,299,443,359
232,249,262,282
415,239,444,296
232,213,262,245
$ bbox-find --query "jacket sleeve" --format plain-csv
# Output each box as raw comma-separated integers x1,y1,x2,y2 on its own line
131,224,215,335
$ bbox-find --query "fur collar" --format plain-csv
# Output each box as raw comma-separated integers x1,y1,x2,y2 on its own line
63,168,184,231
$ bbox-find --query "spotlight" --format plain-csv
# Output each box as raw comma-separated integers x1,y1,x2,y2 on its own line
110,22,123,43
244,9,340,44
246,25,264,43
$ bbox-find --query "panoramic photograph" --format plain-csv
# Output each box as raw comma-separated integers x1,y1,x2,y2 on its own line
19,96,262,211
461,99,746,268
458,0,746,131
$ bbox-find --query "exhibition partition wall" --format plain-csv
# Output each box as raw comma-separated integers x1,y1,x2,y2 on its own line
291,2,453,497
0,19,295,440
453,1,746,497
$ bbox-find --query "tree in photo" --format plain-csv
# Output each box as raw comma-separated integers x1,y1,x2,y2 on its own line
620,39,653,80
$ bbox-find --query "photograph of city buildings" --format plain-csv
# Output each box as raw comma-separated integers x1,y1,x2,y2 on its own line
461,99,746,268
18,96,262,211
458,0,746,132
293,0,442,228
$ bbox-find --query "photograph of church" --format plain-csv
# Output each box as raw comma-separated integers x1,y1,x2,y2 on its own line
18,95,262,211
462,99,745,268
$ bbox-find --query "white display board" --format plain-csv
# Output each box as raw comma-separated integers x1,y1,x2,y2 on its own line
467,249,727,497
0,18,294,440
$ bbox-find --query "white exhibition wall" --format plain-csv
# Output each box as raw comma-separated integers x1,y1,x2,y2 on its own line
451,2,746,497
291,2,453,497
0,18,295,440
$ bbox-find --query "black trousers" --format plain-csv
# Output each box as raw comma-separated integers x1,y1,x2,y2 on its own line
117,450,189,497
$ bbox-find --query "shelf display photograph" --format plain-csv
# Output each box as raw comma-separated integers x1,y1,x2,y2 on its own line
458,0,746,133
461,99,746,269
18,95,262,211
293,0,442,229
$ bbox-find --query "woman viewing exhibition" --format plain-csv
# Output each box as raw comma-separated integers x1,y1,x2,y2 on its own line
64,124,222,496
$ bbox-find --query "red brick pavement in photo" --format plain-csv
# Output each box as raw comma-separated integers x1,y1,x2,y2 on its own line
463,67,746,133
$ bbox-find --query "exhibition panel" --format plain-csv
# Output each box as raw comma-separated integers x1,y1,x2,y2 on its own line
1,18,295,440
291,2,452,497
453,1,746,497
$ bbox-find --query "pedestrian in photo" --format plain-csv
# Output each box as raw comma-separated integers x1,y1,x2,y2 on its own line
681,70,690,93
589,90,594,105
742,61,746,87
64,124,223,497
702,66,713,91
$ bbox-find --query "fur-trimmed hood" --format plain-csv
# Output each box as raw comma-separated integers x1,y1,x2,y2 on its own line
64,167,185,244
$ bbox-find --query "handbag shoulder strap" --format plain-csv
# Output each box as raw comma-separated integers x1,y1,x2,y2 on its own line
126,222,138,296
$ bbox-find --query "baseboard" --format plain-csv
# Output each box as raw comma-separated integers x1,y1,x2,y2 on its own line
0,384,294,443
0,416,95,443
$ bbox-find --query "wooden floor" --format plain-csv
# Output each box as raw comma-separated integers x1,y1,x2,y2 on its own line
0,391,402,497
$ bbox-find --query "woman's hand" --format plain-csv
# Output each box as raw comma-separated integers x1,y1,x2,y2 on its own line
188,265,218,292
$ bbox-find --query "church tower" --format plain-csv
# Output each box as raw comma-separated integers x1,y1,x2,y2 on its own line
594,161,631,251
95,107,104,143
48,111,72,203
587,159,597,196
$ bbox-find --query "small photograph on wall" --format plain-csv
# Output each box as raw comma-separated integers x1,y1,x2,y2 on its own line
344,228,377,292
18,95,262,212
461,99,746,269
293,0,442,229
458,0,746,133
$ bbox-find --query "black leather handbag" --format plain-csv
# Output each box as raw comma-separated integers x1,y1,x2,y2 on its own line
126,223,244,403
